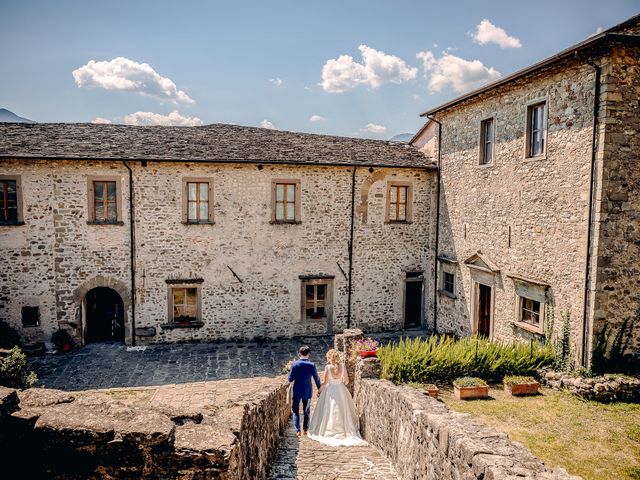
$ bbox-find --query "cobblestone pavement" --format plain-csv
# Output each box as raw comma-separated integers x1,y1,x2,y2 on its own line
28,331,428,391
268,400,399,480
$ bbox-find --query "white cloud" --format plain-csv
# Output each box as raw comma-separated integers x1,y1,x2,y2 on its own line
472,19,522,49
73,57,195,104
417,51,501,93
309,115,325,122
269,77,283,86
123,110,203,126
91,117,112,124
320,45,417,93
260,119,275,129
362,123,387,134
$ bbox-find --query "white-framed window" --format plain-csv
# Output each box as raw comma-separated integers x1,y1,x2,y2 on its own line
511,275,547,334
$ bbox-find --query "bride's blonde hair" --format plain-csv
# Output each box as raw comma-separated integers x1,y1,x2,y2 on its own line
326,349,342,365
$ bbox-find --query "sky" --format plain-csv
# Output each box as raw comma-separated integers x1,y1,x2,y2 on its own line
0,1,638,139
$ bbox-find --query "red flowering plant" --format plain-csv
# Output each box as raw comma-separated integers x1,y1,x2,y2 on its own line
350,337,380,359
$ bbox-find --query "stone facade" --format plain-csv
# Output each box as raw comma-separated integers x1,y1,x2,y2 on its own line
413,24,640,366
0,157,435,346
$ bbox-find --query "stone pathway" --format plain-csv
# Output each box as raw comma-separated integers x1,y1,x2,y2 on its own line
28,331,427,391
268,407,399,480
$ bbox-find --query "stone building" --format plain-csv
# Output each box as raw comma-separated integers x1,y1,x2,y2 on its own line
412,14,640,365
0,124,436,346
1,14,638,369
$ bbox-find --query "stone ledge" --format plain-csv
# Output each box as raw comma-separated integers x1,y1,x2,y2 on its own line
539,369,640,402
354,372,580,480
1,377,291,479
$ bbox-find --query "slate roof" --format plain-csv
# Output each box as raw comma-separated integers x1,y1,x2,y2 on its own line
0,123,434,169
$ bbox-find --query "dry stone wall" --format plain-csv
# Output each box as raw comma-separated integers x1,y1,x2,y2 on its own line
353,373,579,479
1,377,290,479
0,159,434,346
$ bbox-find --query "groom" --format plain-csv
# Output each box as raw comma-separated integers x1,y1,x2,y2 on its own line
288,345,321,437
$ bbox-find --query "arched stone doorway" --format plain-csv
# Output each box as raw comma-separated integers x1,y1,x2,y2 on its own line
84,287,125,343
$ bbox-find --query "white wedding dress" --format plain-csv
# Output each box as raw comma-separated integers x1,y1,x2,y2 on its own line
308,363,367,446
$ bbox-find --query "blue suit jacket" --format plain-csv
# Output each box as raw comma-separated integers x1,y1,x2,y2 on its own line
288,358,321,400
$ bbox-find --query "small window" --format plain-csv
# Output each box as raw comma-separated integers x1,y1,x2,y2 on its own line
443,272,455,295
519,296,541,328
272,179,301,223
526,102,547,158
187,182,209,223
479,118,494,165
301,277,333,322
170,286,200,324
0,176,22,225
386,182,413,223
94,181,117,222
182,178,214,224
21,306,40,327
87,176,122,224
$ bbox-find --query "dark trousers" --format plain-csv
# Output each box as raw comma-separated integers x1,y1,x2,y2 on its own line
292,396,310,432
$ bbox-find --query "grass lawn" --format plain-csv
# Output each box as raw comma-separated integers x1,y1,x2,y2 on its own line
438,385,640,480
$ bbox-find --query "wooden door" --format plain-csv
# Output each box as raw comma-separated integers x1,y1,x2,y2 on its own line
477,284,492,337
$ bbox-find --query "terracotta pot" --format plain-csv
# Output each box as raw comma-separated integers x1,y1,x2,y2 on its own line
424,384,439,399
454,384,489,400
504,381,540,396
358,350,378,358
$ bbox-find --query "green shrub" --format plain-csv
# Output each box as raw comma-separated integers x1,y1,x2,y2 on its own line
454,377,487,387
503,375,537,386
0,346,38,389
378,335,554,384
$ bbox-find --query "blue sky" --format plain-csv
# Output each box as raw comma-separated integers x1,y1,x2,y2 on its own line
0,1,637,138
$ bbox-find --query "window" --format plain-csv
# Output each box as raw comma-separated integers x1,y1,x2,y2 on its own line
87,176,122,224
0,176,22,225
526,102,547,158
386,182,413,223
182,178,214,224
300,277,333,322
170,286,200,324
479,118,494,165
519,297,541,328
443,272,455,295
21,306,39,327
272,179,301,223
94,181,117,222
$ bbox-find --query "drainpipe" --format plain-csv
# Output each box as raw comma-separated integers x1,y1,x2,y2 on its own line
427,115,442,335
347,167,357,329
122,161,137,346
581,61,601,367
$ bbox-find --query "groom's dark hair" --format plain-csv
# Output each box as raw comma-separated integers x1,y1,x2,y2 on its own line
299,345,311,357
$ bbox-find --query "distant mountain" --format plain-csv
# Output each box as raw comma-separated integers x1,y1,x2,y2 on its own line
0,108,35,123
389,133,414,142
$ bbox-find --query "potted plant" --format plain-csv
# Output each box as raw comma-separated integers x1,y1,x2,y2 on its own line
351,338,380,358
51,329,75,353
424,384,439,399
453,377,489,400
503,375,540,396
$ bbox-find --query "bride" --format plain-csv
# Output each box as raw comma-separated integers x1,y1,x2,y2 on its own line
307,348,367,446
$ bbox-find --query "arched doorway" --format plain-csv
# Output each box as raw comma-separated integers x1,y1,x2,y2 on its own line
84,287,125,343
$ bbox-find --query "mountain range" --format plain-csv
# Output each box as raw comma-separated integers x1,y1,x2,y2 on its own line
0,108,35,123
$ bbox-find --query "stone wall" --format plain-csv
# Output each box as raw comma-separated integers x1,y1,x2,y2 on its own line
354,374,578,479
0,159,435,346
1,377,290,479
589,44,640,363
539,369,640,403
